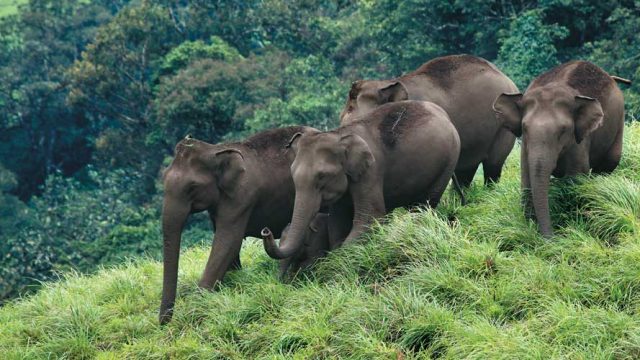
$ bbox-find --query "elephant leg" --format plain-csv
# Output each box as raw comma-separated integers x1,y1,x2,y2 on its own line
278,258,293,282
327,196,354,250
484,128,516,185
209,212,242,272
482,162,503,186
198,214,249,290
455,163,480,188
593,129,623,174
427,163,458,209
343,181,385,245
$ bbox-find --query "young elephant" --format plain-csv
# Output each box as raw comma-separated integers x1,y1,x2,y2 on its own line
493,61,627,237
341,54,519,188
262,213,330,280
263,100,460,258
159,126,318,324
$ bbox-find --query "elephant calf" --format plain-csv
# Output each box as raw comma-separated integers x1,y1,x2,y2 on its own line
264,100,461,259
493,61,627,237
159,126,319,324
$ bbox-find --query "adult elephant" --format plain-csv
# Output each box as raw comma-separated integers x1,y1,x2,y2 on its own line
159,126,318,324
263,100,460,258
341,54,519,188
493,61,627,237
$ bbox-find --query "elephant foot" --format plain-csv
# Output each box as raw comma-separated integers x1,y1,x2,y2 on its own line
159,306,174,325
197,277,222,291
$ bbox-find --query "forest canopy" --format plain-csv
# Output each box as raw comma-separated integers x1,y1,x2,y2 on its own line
0,0,638,300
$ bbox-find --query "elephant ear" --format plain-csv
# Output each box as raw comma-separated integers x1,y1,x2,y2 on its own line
493,93,523,137
378,82,408,104
214,149,246,196
574,95,604,144
340,134,374,182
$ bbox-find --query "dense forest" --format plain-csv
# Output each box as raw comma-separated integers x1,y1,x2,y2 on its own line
0,0,638,300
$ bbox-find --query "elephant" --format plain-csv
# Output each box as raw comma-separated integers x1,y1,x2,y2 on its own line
262,213,330,280
493,61,627,237
340,54,519,189
263,100,460,259
159,126,319,324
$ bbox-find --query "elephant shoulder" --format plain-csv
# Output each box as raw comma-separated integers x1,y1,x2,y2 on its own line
566,61,614,100
410,54,497,89
375,101,430,148
530,61,613,100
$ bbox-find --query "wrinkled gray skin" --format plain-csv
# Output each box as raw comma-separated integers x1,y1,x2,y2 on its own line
493,61,625,237
262,213,330,280
263,101,461,259
341,54,519,188
159,126,318,324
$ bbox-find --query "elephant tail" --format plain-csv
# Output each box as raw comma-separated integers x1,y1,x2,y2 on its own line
611,76,631,85
451,173,466,205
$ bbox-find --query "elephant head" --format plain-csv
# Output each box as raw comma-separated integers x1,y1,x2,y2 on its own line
493,86,604,237
263,132,373,259
159,138,246,325
340,80,409,124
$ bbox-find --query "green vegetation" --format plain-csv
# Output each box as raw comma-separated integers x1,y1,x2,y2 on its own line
1,123,639,358
0,1,639,355
0,0,26,17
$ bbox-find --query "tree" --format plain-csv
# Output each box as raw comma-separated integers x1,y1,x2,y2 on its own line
244,55,344,133
67,1,183,170
0,0,118,198
151,59,246,146
586,5,640,121
496,10,569,90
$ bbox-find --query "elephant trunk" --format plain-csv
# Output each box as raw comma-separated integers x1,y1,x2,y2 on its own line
528,149,555,238
159,199,189,325
262,194,320,259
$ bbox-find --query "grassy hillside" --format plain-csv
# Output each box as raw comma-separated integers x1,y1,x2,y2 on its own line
1,123,640,359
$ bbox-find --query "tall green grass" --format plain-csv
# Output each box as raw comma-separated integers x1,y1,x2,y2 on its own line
1,123,639,359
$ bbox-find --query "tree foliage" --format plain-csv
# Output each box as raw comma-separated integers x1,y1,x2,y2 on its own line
497,10,569,89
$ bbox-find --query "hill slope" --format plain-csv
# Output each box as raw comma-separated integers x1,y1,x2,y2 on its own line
1,124,640,359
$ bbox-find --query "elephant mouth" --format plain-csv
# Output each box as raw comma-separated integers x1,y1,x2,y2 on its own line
322,192,343,205
322,194,341,207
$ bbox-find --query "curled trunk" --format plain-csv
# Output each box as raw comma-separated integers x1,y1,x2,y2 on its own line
261,227,284,258
262,194,320,259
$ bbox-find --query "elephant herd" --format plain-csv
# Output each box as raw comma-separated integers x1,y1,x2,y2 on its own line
158,55,630,324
